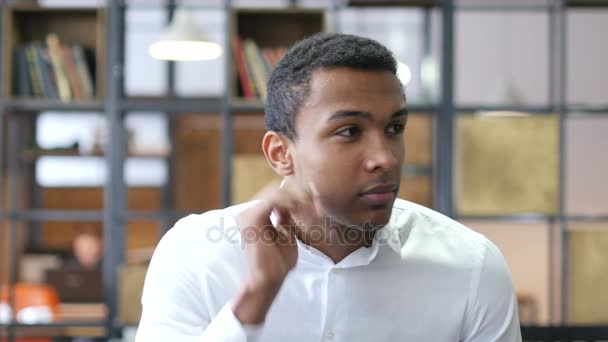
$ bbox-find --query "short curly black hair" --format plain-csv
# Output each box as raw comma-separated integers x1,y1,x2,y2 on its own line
265,32,399,140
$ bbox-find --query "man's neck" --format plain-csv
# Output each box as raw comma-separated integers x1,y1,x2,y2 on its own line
293,219,376,264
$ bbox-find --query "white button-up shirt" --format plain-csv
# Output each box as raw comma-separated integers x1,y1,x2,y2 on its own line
135,199,521,341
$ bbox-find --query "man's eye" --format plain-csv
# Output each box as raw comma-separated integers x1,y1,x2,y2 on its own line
386,122,405,135
336,126,360,137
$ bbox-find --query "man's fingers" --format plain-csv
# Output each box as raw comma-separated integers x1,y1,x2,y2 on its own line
247,181,307,220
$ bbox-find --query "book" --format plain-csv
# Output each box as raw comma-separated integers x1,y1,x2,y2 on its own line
62,45,82,100
32,41,58,99
72,45,94,99
243,39,268,101
46,33,72,102
13,46,32,97
231,36,255,100
25,45,43,97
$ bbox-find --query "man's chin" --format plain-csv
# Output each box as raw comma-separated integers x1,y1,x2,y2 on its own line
351,208,394,231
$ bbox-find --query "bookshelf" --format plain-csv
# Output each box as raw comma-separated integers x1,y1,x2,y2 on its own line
229,8,326,102
0,0,605,341
2,5,105,101
0,3,111,341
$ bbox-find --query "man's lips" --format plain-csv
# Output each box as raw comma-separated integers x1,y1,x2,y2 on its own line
361,183,398,194
359,184,398,206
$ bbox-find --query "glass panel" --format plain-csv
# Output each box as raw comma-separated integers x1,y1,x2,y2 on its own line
37,157,105,187
125,113,170,157
399,175,432,208
565,115,608,215
37,0,106,7
232,114,280,204
338,8,434,104
299,0,334,8
127,221,160,255
462,220,551,325
125,8,167,96
174,9,226,96
455,115,559,215
0,223,8,286
37,156,166,187
567,222,608,324
37,112,104,152
456,0,550,7
455,12,549,106
400,113,433,208
118,220,158,326
127,187,161,213
404,113,432,165
567,9,608,106
35,113,168,187
174,114,222,212
178,0,224,6
233,0,287,7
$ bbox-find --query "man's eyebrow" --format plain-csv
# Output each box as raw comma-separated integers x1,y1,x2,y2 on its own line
327,110,373,122
327,108,409,122
392,108,409,118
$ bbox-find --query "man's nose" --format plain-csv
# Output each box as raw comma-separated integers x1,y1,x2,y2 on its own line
363,135,399,172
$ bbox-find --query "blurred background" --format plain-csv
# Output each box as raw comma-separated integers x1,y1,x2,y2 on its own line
0,0,606,341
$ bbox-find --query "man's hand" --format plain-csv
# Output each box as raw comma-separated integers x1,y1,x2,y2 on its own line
232,181,320,325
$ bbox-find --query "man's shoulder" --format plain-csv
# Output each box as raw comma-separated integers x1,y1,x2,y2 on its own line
158,202,257,261
388,198,492,266
170,201,256,237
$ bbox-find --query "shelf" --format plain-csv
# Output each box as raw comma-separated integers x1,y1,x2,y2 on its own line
455,105,555,114
5,99,104,113
0,321,106,339
401,164,432,177
454,4,550,12
407,104,439,113
0,321,107,328
125,210,197,221
457,214,608,223
3,3,102,12
566,0,608,7
22,148,170,161
456,214,557,223
566,104,608,113
347,0,437,7
227,99,439,114
124,211,167,221
520,325,608,340
229,98,266,113
122,96,222,113
566,215,608,222
2,210,104,222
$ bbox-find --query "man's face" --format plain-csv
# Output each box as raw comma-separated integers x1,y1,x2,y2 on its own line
290,67,406,229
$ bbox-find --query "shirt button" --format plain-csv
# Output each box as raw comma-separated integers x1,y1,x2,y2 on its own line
325,331,335,341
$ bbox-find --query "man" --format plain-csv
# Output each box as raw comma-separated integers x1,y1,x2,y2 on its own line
135,33,521,341
66,228,103,270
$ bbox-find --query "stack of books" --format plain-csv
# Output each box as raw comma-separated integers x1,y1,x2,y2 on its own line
14,33,96,101
232,36,287,101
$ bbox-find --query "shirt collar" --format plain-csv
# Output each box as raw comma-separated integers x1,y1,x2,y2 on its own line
295,233,381,269
269,204,406,269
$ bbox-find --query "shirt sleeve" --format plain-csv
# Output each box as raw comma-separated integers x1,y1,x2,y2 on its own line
462,239,522,342
134,221,263,342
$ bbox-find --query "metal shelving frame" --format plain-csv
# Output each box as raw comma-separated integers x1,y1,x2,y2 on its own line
0,0,607,340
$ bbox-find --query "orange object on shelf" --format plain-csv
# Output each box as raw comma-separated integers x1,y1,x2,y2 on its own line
0,283,60,342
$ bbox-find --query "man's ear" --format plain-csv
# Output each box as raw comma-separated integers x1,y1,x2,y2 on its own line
262,131,294,176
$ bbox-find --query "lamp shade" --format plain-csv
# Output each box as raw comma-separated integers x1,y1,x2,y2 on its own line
149,9,222,61
397,61,411,86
